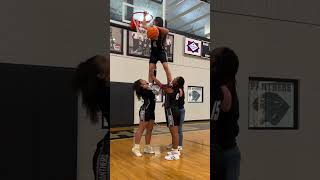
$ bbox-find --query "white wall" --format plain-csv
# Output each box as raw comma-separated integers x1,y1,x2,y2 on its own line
211,1,320,180
111,31,210,124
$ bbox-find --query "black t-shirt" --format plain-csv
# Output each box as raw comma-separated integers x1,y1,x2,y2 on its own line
177,88,185,109
141,89,156,111
212,84,239,150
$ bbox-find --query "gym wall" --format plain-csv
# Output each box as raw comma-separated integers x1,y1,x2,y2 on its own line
110,31,210,124
0,0,108,180
212,1,320,180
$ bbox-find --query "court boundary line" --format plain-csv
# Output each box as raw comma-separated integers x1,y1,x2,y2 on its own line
110,129,209,142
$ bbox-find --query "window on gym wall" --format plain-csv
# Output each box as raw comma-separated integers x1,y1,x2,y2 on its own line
110,0,163,26
110,0,124,22
166,0,210,38
110,0,210,39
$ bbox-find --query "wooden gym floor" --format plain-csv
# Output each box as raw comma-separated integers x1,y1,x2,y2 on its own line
110,124,210,180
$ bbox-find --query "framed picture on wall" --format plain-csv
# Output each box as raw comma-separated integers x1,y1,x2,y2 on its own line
110,26,123,54
188,86,203,103
184,37,202,57
201,41,210,59
248,77,299,129
165,34,174,62
127,30,151,59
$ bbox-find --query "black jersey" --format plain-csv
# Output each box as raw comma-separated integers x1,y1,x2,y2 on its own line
177,88,185,109
149,27,168,64
141,89,156,111
164,88,180,109
94,82,109,180
164,88,181,127
150,28,166,52
139,89,156,121
97,82,109,121
211,84,239,150
93,134,109,180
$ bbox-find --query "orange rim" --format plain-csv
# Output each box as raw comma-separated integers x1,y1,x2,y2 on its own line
130,11,153,30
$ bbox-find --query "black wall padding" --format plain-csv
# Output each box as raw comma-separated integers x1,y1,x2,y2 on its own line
0,63,78,180
110,82,134,127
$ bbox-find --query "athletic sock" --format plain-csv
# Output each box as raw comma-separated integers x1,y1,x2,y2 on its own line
134,144,140,149
172,149,179,154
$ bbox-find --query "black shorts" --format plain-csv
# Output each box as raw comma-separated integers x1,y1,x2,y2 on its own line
165,107,180,127
139,107,155,121
149,50,167,64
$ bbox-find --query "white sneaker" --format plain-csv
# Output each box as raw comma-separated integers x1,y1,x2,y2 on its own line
132,147,142,157
178,146,183,151
144,146,155,154
165,153,180,160
167,150,181,156
167,144,172,149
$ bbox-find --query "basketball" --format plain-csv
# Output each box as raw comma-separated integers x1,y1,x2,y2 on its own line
147,26,159,40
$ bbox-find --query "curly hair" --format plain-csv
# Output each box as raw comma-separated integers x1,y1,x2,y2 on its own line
133,79,144,100
73,55,109,123
175,76,185,89
211,47,239,85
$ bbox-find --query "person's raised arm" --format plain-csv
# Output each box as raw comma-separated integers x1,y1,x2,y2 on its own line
221,85,232,112
141,11,149,30
179,88,184,97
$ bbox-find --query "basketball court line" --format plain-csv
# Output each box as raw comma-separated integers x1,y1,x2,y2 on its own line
110,121,210,140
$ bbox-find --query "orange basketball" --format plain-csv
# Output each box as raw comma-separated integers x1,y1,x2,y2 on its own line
147,26,159,40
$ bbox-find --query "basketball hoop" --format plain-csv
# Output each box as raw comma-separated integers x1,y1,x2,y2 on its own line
130,11,153,33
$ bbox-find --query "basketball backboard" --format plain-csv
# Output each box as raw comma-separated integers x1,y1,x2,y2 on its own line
111,0,165,27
